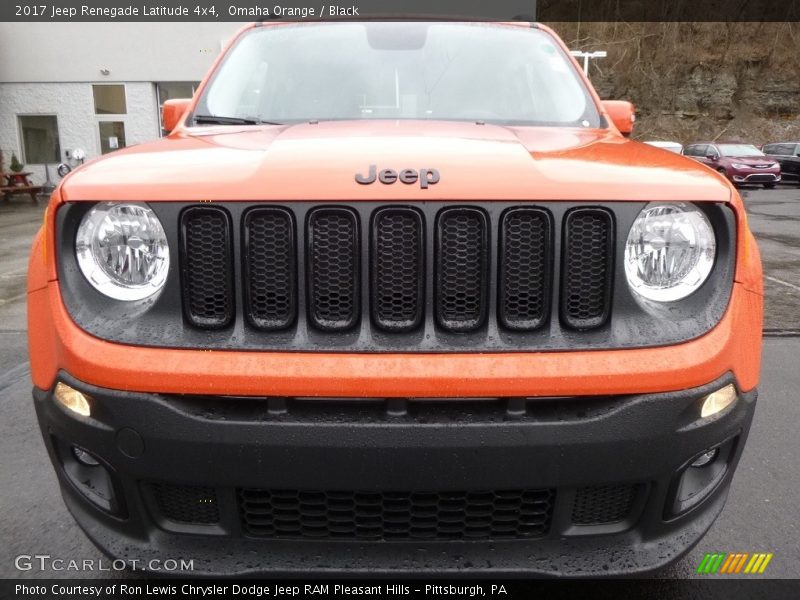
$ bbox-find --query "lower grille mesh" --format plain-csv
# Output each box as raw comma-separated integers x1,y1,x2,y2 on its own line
152,483,220,524
571,484,639,525
744,174,777,183
239,488,555,540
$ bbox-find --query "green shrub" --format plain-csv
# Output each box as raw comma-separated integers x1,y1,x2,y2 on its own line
9,153,24,173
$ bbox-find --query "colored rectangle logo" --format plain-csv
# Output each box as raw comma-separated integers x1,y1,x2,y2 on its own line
697,552,773,574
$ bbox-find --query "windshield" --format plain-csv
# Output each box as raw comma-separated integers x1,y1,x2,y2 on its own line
718,144,764,157
195,22,601,127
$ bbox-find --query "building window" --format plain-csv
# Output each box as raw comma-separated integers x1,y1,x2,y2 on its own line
18,115,61,164
157,82,198,103
156,82,200,135
98,121,126,155
93,84,127,115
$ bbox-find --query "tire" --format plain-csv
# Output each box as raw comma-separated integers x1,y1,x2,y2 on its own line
716,168,734,185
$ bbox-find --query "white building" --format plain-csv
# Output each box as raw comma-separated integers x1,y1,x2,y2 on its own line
0,22,241,184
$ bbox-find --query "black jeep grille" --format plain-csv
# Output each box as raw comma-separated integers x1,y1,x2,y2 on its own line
239,487,555,541
58,200,737,352
173,202,626,347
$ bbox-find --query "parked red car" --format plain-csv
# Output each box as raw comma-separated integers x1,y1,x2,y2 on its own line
684,142,781,188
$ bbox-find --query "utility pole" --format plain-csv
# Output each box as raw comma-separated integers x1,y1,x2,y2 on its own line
570,50,608,75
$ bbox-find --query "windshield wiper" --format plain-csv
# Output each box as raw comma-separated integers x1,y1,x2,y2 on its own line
193,114,284,126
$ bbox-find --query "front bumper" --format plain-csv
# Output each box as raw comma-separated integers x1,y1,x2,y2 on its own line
730,170,780,183
34,372,757,576
27,279,763,398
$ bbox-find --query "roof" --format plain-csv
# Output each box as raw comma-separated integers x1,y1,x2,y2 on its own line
687,141,756,146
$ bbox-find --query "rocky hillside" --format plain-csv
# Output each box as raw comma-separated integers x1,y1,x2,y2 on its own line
547,22,800,144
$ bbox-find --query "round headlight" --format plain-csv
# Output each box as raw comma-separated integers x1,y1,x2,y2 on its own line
624,203,715,302
76,202,170,301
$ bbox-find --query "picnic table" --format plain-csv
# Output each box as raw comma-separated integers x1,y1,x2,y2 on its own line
1,171,42,203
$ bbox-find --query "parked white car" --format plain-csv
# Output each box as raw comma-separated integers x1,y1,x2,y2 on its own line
643,141,684,154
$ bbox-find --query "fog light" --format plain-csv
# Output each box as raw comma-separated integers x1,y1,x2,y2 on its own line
72,446,100,466
690,449,718,468
54,382,91,417
54,437,123,515
700,384,737,418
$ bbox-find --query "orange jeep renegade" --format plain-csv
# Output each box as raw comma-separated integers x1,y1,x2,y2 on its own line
27,21,763,576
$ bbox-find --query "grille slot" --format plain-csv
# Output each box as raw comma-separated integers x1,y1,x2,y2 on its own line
435,208,489,332
239,488,555,540
151,483,220,524
571,484,639,525
744,174,776,183
561,208,614,330
498,208,552,331
307,208,360,331
243,208,296,330
371,208,425,332
180,207,235,328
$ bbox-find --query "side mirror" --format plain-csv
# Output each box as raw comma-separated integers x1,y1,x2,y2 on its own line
162,98,192,133
706,153,718,161
602,100,635,136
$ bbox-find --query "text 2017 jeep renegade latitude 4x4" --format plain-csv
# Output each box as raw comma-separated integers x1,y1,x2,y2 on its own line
27,21,763,576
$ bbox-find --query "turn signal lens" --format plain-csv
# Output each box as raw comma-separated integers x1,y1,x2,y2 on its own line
54,382,91,417
700,384,737,418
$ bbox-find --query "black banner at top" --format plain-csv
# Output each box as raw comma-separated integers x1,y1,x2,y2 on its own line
6,0,531,22
1,0,800,22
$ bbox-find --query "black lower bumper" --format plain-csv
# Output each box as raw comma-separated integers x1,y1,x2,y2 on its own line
33,372,757,576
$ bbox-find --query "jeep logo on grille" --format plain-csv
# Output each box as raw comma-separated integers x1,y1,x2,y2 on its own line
355,165,440,189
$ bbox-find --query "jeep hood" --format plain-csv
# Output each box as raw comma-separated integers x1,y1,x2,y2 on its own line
60,120,730,203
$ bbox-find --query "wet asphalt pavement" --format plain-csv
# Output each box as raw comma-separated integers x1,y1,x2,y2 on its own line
740,186,800,333
0,187,798,582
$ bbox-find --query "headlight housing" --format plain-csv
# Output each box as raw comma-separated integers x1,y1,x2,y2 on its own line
75,202,170,301
730,163,750,169
624,203,716,302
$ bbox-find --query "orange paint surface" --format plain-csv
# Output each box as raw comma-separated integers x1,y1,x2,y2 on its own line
27,276,761,397
27,22,763,399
